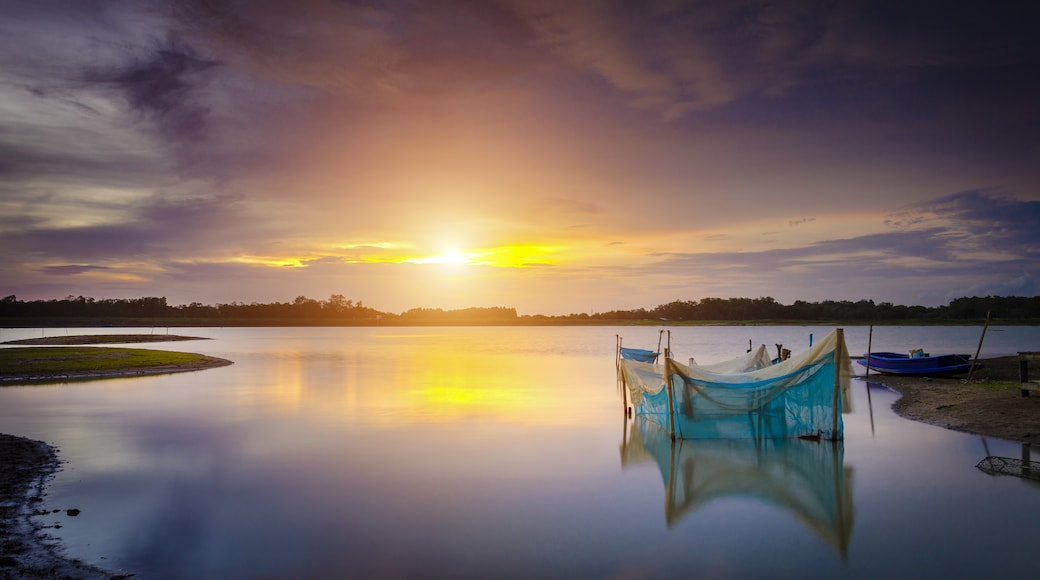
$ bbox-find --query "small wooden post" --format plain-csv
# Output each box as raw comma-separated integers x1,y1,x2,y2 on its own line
1021,355,1030,397
1020,352,1040,397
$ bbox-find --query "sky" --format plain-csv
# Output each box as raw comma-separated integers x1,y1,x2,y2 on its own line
2,0,1039,315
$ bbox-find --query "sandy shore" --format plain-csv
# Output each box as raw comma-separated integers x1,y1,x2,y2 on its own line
2,355,1036,577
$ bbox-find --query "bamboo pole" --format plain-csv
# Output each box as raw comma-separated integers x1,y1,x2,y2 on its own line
665,438,677,527
621,374,629,416
831,328,845,440
864,324,875,435
965,311,991,384
664,351,677,440
864,324,873,379
617,335,630,415
866,381,875,436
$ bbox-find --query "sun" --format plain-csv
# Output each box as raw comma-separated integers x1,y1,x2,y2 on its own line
405,248,473,265
434,250,469,265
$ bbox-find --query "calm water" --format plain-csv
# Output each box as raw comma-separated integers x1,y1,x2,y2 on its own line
1,325,1039,579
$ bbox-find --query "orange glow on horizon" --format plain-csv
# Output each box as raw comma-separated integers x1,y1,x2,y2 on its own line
349,243,564,268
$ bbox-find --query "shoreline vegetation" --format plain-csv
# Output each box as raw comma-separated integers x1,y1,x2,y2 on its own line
2,337,1038,577
2,294,1039,327
0,340,233,385
1,333,208,345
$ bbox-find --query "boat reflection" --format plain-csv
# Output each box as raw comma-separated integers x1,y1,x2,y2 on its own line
621,415,855,557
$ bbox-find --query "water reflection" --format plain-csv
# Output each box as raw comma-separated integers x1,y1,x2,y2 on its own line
976,439,1040,484
621,416,854,557
861,380,897,436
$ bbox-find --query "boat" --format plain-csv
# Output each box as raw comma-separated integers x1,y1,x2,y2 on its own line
619,346,660,363
856,352,978,376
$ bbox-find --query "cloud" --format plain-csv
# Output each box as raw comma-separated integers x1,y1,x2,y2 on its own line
0,193,248,262
961,272,1037,300
887,189,1040,253
40,264,113,276
83,37,219,148
1,2,1037,312
598,190,1039,306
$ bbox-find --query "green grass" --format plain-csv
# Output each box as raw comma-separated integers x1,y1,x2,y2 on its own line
0,347,209,377
0,334,202,346
974,381,1023,391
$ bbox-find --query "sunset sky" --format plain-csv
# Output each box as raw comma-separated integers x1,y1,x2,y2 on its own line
2,1,1038,315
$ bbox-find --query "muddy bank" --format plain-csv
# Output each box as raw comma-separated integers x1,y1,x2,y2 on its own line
865,355,1040,444
0,434,123,579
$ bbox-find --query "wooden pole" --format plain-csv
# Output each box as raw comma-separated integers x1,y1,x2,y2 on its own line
866,380,875,436
616,335,629,415
664,351,677,440
965,310,990,384
864,325,873,379
831,328,845,440
664,438,677,527
621,375,629,416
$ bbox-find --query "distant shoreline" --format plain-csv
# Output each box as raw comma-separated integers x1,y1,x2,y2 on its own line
2,318,1034,328
1,333,208,345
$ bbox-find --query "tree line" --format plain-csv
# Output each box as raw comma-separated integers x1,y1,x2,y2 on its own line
1,293,1037,325
580,296,1040,323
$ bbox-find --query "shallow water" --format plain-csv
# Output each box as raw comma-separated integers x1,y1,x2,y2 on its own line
1,325,1038,579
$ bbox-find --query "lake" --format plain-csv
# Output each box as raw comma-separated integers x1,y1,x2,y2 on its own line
1,325,1039,579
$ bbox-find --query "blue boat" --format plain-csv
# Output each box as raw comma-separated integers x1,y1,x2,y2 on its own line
619,347,660,363
857,352,979,376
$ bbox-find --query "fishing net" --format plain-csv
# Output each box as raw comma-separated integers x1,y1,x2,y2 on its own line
619,329,853,440
976,456,1040,481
